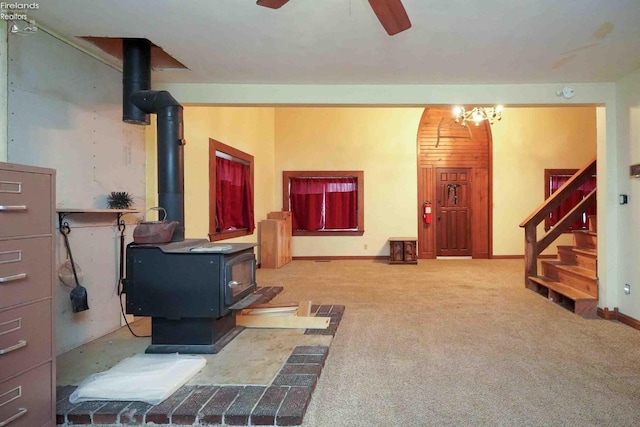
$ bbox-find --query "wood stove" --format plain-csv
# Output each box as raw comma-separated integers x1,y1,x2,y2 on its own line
125,239,258,353
120,39,263,353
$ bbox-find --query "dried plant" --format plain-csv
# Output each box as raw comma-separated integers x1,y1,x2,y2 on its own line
107,191,133,209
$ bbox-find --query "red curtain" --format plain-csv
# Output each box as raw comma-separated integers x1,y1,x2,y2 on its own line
550,175,596,229
290,178,324,230
216,157,254,232
325,177,357,229
290,177,358,231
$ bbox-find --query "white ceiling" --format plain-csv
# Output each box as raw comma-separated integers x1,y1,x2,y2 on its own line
28,0,640,85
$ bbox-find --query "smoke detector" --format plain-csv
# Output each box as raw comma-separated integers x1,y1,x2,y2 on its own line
556,85,575,99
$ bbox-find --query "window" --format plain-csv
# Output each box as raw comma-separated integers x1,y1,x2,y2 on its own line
282,171,364,236
544,169,596,231
209,139,255,241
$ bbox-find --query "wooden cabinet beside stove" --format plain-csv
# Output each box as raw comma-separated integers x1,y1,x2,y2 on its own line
0,162,56,427
259,211,292,269
389,237,418,264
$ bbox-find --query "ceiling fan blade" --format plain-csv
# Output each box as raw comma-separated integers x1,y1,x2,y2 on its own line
256,0,290,9
367,0,412,36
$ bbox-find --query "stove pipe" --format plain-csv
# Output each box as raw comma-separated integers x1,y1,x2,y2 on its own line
122,39,151,125
122,39,185,242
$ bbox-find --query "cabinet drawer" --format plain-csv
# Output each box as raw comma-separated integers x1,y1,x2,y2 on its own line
0,170,52,239
0,363,53,427
0,237,52,310
0,300,52,383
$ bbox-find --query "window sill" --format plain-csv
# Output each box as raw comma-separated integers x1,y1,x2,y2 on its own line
292,230,364,237
209,229,252,241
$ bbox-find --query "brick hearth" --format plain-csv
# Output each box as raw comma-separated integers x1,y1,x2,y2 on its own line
56,303,344,426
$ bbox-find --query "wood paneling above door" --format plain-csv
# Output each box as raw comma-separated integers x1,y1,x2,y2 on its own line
418,111,491,168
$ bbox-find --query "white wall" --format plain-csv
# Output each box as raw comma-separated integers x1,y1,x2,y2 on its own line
7,30,146,354
616,67,640,319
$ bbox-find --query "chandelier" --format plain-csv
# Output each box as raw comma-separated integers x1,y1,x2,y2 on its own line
453,105,503,127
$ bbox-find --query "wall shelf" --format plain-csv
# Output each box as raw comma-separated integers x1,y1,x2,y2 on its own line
56,208,141,214
56,209,142,231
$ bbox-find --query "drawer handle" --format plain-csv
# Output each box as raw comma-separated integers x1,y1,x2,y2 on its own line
0,340,27,355
0,408,27,426
0,273,27,283
0,205,27,211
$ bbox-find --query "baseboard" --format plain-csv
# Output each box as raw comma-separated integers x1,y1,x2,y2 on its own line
292,256,388,261
598,307,619,320
598,307,640,331
290,255,558,261
491,254,557,259
618,312,640,330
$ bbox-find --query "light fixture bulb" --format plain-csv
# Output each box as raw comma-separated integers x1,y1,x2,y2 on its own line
452,105,504,127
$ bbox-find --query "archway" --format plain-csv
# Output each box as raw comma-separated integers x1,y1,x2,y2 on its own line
416,107,492,259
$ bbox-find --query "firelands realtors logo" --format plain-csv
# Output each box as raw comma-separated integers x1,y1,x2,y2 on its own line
1,2,39,34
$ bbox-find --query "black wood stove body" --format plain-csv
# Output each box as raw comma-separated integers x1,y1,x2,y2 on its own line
125,239,257,354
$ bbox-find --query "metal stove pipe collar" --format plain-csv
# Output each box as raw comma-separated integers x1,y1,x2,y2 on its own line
130,90,181,114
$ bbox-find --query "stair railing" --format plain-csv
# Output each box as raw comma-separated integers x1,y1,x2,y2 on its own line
519,156,597,287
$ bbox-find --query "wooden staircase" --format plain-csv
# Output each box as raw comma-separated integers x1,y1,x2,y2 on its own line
519,157,598,318
527,217,598,317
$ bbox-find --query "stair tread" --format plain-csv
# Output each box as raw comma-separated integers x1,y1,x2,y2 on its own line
529,276,597,301
572,247,597,256
557,245,597,255
573,230,597,237
542,260,597,280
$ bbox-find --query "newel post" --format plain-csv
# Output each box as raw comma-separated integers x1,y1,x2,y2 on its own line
524,223,537,289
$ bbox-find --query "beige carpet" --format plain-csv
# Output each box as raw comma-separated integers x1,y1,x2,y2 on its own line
257,259,640,427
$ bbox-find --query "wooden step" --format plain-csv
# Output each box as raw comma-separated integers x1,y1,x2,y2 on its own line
541,260,598,297
557,245,597,272
588,215,597,233
528,275,598,317
573,230,597,250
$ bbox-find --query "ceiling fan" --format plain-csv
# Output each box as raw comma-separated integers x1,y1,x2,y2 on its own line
256,0,411,36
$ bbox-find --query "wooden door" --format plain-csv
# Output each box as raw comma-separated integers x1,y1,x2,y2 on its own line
436,168,471,256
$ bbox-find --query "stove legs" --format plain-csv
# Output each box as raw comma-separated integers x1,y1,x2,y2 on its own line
145,313,244,354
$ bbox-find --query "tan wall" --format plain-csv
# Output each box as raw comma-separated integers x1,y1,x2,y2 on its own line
146,105,596,257
491,107,597,255
273,106,596,257
146,106,276,242
273,107,424,257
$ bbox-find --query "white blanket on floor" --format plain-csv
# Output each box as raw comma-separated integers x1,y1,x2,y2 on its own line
69,353,206,405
